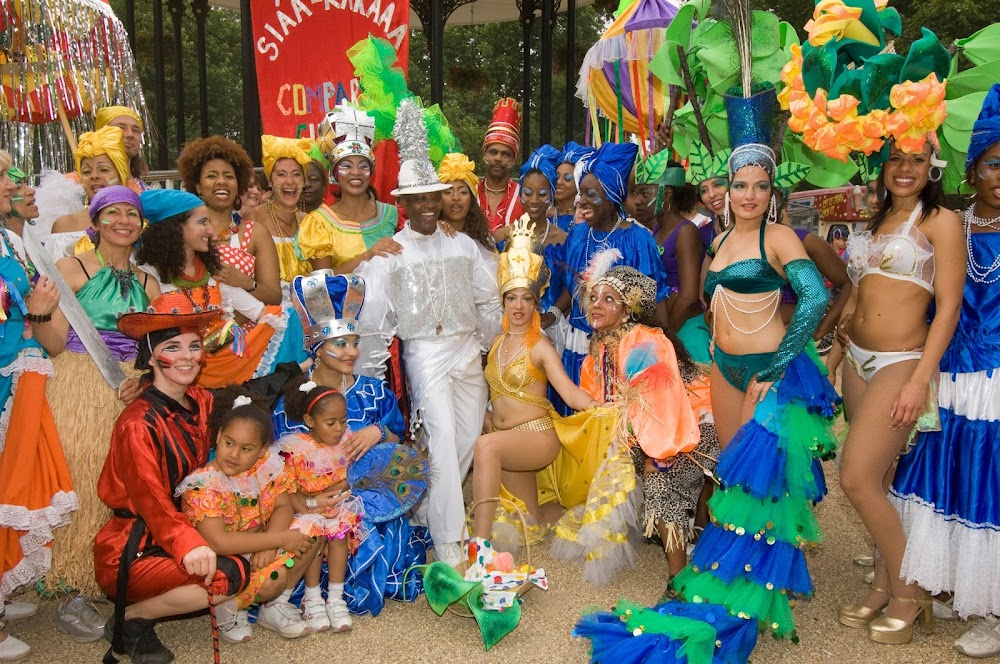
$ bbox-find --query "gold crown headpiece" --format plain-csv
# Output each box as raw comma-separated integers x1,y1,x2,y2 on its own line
497,215,550,298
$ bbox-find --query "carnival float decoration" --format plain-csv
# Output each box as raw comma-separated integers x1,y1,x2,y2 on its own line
0,0,148,173
576,0,683,153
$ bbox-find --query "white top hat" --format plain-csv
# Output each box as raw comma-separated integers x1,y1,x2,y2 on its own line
390,159,451,197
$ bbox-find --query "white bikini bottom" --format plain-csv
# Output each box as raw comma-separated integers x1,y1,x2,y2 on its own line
846,341,923,382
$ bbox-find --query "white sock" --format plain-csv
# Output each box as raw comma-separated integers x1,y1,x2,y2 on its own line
266,588,292,606
327,582,344,602
304,585,322,601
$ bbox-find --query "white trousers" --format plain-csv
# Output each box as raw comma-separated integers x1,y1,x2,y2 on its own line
411,355,488,547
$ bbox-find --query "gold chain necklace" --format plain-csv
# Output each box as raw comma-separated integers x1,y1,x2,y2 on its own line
266,200,298,240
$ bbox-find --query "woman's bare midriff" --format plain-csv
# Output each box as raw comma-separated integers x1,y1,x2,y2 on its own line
490,391,555,431
709,290,788,356
851,278,931,351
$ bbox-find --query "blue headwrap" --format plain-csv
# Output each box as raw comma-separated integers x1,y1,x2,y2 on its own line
290,271,366,353
966,84,1000,170
519,144,561,195
139,189,204,223
580,142,639,217
559,141,594,165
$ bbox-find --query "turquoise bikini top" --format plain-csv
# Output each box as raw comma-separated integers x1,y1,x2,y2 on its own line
705,222,787,296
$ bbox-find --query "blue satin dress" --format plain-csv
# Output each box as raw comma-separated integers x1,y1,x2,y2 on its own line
274,373,430,616
890,229,1000,619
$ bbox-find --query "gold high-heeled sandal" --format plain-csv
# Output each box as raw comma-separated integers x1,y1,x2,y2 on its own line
838,585,890,628
867,594,934,645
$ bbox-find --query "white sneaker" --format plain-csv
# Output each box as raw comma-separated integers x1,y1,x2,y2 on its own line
435,542,463,567
215,600,252,644
933,597,959,621
257,600,311,639
955,616,1000,658
0,631,30,662
301,596,331,632
325,597,352,632
1,603,37,622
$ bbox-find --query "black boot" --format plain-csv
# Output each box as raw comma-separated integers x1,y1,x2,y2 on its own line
105,615,175,664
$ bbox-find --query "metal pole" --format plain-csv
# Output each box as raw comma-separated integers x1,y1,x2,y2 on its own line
540,0,552,144
240,0,262,162
167,0,186,153
152,0,168,169
520,1,533,157
123,0,137,54
565,0,576,143
430,0,444,106
191,0,210,137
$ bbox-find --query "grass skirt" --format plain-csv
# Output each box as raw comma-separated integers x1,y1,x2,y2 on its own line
43,350,141,596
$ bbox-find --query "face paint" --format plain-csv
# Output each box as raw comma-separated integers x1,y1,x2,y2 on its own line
100,218,113,225
323,346,344,361
153,354,176,368
979,158,1000,178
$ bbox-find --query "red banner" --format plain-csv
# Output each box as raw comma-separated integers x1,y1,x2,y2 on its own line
251,0,410,139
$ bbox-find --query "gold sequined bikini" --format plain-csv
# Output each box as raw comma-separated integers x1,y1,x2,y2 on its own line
485,337,555,432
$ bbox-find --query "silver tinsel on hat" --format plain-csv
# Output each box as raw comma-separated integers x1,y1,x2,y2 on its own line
392,99,438,185
1,0,150,178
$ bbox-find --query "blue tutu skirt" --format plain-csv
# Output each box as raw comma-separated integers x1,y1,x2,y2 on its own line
574,351,840,662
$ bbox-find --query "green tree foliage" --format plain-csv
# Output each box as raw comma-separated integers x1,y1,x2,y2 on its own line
108,0,245,164
408,6,607,167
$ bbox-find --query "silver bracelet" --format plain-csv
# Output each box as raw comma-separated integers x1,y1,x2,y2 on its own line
304,496,318,509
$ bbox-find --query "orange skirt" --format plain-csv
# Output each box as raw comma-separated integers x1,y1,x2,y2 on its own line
197,306,281,388
0,365,76,602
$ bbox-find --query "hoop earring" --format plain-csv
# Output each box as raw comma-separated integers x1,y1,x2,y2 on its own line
928,166,943,183
723,192,731,229
767,194,778,224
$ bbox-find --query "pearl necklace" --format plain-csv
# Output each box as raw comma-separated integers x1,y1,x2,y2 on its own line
964,207,1000,284
710,285,781,336
534,219,551,248
484,181,507,195
410,229,448,334
584,216,623,261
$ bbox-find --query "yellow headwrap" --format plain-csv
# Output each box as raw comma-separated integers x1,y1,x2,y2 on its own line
437,153,479,190
261,135,313,179
74,126,131,186
95,106,144,131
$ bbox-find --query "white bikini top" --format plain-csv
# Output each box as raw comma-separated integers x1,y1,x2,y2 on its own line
846,203,935,294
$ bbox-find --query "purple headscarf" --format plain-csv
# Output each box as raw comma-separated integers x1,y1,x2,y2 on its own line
88,185,142,222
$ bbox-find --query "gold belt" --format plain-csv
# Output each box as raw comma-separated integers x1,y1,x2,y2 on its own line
494,415,554,433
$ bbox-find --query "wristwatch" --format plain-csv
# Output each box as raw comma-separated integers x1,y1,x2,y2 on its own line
305,497,318,509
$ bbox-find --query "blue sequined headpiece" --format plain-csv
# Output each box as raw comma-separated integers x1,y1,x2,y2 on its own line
728,144,776,181
519,144,561,195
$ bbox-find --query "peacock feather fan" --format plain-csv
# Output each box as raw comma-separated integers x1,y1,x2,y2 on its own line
348,443,430,523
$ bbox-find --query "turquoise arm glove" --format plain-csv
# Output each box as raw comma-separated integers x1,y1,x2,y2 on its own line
757,259,829,383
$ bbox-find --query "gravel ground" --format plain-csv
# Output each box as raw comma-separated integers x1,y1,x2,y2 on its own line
9,459,993,664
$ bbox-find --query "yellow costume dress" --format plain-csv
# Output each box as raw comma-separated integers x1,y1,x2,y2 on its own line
294,201,398,268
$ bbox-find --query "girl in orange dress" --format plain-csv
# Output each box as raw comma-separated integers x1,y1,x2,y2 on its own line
276,378,367,633
176,388,321,643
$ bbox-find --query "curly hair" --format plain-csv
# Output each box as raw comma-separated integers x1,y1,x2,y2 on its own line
207,386,274,448
177,136,255,197
136,209,224,284
460,196,496,252
282,373,346,422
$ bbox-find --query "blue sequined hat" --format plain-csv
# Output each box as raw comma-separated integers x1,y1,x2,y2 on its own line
291,270,366,353
967,83,1000,170
519,144,561,194
580,142,640,216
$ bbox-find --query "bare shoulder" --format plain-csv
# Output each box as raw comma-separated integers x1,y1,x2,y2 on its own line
51,209,89,233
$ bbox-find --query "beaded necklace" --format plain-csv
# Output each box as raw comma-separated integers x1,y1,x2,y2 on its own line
173,258,212,310
965,206,1000,284
96,248,134,300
